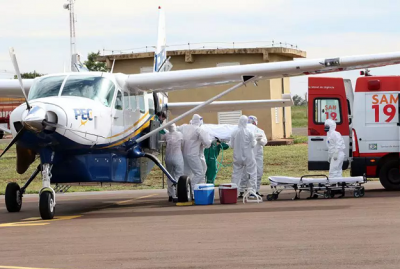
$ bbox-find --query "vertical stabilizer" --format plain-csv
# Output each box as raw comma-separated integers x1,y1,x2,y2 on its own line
153,7,172,72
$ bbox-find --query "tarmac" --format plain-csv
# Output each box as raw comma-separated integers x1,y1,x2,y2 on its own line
0,181,399,269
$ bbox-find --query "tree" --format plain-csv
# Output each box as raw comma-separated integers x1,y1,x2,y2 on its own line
84,51,108,72
292,94,307,106
14,71,43,79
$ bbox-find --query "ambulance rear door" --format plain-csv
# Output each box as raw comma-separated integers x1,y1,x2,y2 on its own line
308,77,350,170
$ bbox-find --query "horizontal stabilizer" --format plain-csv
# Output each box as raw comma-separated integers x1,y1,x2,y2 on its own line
166,94,293,114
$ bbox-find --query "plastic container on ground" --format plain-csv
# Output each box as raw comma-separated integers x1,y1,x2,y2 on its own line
219,183,238,204
194,184,215,205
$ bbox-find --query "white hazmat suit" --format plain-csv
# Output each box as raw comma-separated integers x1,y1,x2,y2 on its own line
164,123,184,200
179,114,212,191
325,119,346,178
230,115,258,194
240,115,268,195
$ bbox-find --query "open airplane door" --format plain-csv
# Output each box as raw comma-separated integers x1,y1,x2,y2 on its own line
308,77,350,171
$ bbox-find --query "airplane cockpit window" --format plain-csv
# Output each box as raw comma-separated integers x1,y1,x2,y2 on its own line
61,75,116,107
28,76,66,100
115,91,123,110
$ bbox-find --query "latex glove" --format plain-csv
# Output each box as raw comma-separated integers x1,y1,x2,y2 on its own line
255,134,262,142
333,150,339,161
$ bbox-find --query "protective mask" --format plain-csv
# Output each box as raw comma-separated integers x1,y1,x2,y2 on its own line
324,125,330,132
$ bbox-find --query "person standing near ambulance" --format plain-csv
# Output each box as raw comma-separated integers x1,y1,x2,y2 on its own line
325,119,346,178
239,115,268,197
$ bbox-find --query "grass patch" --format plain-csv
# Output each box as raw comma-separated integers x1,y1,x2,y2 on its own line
292,106,308,128
291,135,308,144
0,143,347,194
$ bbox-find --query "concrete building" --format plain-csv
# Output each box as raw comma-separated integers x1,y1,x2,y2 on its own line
98,46,306,140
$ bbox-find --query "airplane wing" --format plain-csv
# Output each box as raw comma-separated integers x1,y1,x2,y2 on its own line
0,79,33,97
166,94,293,114
125,51,400,93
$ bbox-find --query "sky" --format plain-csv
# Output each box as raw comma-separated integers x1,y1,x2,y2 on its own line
1,0,399,96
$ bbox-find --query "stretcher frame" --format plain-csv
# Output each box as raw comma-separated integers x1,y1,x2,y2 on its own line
266,174,367,201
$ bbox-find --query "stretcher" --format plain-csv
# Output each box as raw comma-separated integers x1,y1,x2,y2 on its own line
266,175,367,201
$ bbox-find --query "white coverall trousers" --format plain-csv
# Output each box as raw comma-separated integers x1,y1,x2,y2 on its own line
240,157,263,192
329,151,345,178
232,160,257,194
165,157,184,197
184,155,205,191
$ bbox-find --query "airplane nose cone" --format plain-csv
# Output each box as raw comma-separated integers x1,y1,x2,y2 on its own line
23,106,46,132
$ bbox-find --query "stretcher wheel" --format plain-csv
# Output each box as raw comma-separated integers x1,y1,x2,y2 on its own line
313,194,318,199
353,190,360,198
323,190,331,199
272,193,279,200
359,187,365,197
266,194,273,201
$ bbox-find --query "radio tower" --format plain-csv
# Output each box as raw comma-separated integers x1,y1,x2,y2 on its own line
63,0,77,71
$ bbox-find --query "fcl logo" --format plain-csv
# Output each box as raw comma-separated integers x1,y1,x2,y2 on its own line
74,109,93,126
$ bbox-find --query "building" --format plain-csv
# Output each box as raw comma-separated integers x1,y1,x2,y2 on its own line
98,45,306,140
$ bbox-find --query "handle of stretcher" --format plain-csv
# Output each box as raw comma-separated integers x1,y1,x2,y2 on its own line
300,174,329,184
310,138,324,141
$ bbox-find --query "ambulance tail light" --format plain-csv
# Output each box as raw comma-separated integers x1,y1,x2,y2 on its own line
352,128,360,157
309,128,320,136
368,80,380,91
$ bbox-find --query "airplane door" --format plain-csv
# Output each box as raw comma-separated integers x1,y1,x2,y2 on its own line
112,90,124,137
308,77,350,171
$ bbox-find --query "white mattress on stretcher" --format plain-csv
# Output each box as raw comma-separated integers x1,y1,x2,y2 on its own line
268,176,364,186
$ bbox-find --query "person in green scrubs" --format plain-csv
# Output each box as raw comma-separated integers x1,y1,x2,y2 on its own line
204,138,229,184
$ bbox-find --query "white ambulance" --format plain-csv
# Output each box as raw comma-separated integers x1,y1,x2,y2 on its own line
308,76,400,190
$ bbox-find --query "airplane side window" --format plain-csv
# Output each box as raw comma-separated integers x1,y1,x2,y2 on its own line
148,97,155,115
130,96,137,111
138,94,145,114
123,92,129,110
115,91,123,110
28,76,66,101
105,88,115,108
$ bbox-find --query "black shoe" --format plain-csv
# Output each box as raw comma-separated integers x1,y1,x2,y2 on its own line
238,192,244,198
168,196,173,202
256,192,264,197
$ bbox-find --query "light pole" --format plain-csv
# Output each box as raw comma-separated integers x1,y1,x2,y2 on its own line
63,0,77,71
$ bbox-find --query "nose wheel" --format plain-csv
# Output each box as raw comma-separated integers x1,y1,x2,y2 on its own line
39,191,55,220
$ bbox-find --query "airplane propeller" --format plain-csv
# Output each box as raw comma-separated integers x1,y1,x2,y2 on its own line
9,47,31,111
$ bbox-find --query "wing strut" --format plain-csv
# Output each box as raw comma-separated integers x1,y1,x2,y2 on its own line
136,76,255,143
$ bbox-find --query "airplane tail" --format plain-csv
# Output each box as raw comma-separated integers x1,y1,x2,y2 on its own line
153,7,172,72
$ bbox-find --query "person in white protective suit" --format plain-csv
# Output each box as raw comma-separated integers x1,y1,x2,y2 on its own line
179,114,212,191
164,123,184,202
199,117,208,177
239,115,268,198
230,115,258,198
325,119,346,178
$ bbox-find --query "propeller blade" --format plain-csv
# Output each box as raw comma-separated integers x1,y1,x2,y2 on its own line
0,128,25,159
9,47,31,110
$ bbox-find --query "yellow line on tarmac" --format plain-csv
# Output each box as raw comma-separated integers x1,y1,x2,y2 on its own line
0,265,56,269
116,194,158,205
0,215,82,228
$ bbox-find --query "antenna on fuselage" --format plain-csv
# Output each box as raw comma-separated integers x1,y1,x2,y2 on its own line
9,47,31,110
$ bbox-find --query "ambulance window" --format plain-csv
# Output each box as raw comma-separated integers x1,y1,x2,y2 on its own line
123,92,129,110
313,98,342,124
115,91,123,110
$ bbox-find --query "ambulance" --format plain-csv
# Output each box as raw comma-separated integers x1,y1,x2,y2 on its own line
308,75,400,190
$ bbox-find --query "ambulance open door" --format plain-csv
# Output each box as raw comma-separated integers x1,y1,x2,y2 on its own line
308,77,350,171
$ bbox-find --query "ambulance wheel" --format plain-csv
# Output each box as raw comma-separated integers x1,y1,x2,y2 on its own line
177,176,193,203
0,131,4,139
266,194,273,201
39,191,55,220
353,190,360,198
272,193,279,200
379,159,400,191
5,182,22,212
359,187,365,197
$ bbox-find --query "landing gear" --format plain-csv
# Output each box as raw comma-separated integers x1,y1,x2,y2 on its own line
5,164,41,213
177,175,193,203
39,163,56,220
5,182,22,212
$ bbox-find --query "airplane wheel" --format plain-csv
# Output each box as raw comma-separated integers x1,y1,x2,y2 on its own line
177,176,193,203
39,191,55,220
5,182,22,212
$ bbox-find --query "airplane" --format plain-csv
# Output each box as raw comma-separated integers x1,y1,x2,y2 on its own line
1,7,400,220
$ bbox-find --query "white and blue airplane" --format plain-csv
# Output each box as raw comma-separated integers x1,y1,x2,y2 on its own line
1,7,400,220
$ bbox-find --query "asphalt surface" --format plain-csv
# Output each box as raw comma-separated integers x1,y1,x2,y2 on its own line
0,181,399,269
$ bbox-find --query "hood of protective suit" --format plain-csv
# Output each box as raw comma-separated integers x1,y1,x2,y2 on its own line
238,115,248,129
324,119,336,132
191,114,203,127
167,123,177,133
248,115,258,126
